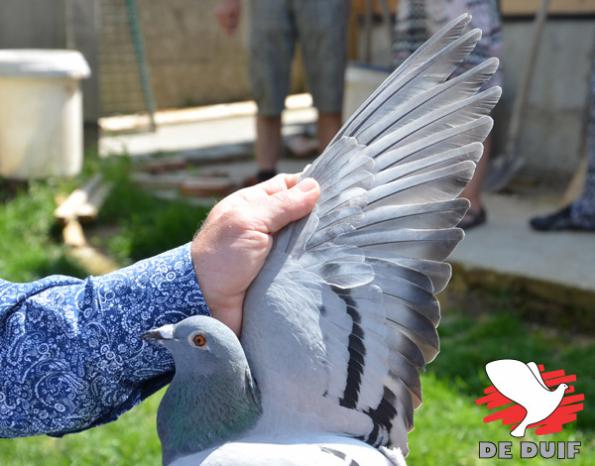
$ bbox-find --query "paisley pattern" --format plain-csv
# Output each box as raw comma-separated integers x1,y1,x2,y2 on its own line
0,244,210,438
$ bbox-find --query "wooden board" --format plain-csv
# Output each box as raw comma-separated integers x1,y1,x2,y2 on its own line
352,0,595,16
352,0,399,16
502,0,595,15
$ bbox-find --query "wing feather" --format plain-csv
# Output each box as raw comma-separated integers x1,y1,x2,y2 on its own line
242,13,501,456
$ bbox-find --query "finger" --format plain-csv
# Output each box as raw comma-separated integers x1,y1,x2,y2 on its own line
260,177,320,233
259,173,299,195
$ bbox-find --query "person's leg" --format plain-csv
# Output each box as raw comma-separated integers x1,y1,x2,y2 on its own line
569,59,595,228
455,0,503,229
255,115,282,178
530,58,595,231
457,135,490,229
461,134,491,211
317,112,342,152
293,0,349,152
570,145,595,228
247,0,294,181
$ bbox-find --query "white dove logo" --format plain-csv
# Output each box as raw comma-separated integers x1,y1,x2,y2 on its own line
484,360,568,438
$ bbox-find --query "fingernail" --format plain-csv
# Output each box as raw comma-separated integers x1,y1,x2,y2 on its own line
296,177,318,192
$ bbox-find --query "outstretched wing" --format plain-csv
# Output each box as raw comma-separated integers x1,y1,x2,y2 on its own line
242,14,501,456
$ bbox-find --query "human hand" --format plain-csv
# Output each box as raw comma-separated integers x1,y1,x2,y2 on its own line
214,0,241,36
191,174,320,335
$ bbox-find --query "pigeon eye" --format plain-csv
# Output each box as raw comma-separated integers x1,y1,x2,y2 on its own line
193,334,207,348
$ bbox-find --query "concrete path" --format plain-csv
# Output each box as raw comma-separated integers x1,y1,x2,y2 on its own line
100,105,595,321
451,194,595,294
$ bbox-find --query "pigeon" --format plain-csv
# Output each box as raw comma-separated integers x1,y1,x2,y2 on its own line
485,360,568,438
144,13,502,466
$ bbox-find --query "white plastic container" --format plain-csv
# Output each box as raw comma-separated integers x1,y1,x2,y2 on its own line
0,50,90,179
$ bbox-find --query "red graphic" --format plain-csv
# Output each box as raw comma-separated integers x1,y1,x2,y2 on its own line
476,364,585,435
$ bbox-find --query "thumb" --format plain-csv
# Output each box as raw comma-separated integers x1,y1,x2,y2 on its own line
262,177,320,233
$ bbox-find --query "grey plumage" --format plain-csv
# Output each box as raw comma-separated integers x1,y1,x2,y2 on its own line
144,317,261,465
147,13,501,465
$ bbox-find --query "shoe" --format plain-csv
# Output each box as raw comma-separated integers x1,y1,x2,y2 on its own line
458,207,487,230
529,205,595,231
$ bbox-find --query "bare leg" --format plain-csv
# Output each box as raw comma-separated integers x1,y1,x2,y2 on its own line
461,134,491,211
317,112,342,151
457,135,490,229
286,111,342,157
255,115,282,171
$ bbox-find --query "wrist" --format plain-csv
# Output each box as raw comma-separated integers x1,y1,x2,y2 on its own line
190,242,243,335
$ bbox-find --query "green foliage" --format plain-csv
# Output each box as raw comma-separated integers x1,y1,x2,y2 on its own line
408,310,594,465
0,179,85,282
434,311,595,430
96,157,210,264
0,154,210,282
409,373,593,466
0,391,163,466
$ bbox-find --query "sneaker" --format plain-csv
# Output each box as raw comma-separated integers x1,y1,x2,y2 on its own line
529,205,595,232
458,207,487,230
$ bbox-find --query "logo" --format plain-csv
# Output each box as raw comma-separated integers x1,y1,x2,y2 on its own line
476,359,584,437
475,359,585,460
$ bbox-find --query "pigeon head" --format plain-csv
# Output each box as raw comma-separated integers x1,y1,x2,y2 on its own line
144,316,261,465
143,315,245,374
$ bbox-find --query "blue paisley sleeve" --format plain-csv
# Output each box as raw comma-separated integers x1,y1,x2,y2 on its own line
0,243,210,438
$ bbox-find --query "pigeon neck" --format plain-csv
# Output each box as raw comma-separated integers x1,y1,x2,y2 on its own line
157,365,261,465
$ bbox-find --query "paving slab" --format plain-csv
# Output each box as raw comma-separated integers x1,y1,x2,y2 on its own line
100,107,316,157
451,194,595,295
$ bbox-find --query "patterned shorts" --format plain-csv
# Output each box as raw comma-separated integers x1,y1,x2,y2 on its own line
571,59,595,227
247,0,350,116
393,0,503,89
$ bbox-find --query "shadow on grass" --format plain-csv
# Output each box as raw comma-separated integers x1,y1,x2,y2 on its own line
95,157,211,264
0,178,87,282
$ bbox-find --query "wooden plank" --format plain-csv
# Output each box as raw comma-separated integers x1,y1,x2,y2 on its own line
352,0,399,16
502,0,595,15
351,0,595,16
67,246,119,275
179,176,236,198
55,174,112,222
63,219,87,247
54,174,103,221
131,172,188,190
76,182,113,221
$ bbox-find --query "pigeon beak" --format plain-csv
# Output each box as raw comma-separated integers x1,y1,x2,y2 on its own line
142,324,175,342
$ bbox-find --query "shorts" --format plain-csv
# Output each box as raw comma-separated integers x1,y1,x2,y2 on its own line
248,0,350,116
393,0,503,89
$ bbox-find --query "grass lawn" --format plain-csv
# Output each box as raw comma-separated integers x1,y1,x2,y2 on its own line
0,157,592,465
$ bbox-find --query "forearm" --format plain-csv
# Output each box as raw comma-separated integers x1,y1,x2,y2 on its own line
0,243,209,437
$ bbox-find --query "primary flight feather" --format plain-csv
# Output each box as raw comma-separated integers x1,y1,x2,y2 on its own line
145,13,502,465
